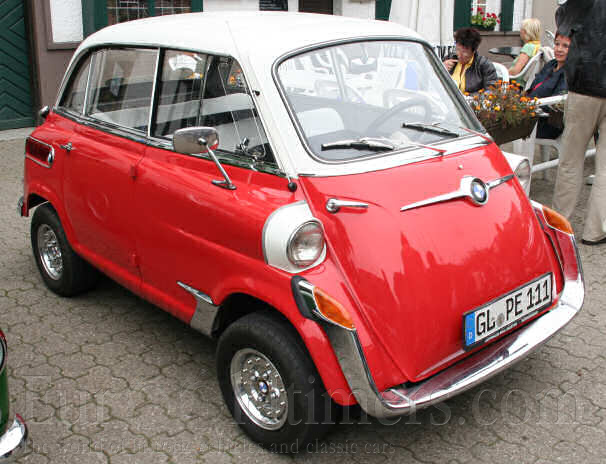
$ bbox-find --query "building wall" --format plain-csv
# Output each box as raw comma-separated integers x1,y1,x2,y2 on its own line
29,1,78,115
532,0,558,39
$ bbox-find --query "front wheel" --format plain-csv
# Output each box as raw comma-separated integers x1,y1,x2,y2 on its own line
31,204,98,296
216,312,336,452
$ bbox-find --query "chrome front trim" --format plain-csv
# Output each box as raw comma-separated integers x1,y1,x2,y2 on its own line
400,174,514,212
311,228,583,419
177,281,218,337
0,415,28,462
325,198,369,214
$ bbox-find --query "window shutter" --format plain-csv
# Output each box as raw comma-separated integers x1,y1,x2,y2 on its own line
260,0,288,10
375,0,392,20
298,0,333,14
453,0,472,30
500,0,514,32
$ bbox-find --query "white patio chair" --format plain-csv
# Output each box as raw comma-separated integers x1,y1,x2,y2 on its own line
509,50,544,91
492,62,509,82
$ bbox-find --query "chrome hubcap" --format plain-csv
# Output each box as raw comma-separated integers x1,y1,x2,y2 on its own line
37,225,63,280
230,348,288,430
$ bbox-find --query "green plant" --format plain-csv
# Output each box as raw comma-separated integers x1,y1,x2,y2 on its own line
470,7,500,29
470,80,539,129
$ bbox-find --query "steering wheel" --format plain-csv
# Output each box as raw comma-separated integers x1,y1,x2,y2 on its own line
366,91,432,134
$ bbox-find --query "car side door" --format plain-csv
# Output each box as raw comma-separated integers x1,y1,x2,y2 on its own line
135,50,293,327
57,47,159,292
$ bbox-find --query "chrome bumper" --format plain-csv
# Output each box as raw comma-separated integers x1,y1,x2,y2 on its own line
0,415,28,462
305,228,584,419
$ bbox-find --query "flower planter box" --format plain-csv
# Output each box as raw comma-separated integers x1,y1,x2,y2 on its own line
486,117,538,145
471,24,496,32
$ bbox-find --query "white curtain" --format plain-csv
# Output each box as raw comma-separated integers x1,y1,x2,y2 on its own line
389,0,455,46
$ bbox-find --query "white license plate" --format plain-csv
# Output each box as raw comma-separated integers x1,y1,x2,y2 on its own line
463,273,553,350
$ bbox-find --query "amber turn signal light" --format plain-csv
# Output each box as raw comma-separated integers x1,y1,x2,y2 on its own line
542,206,574,235
312,287,355,330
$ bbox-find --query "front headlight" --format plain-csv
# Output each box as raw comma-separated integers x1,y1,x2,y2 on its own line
287,221,325,268
514,158,531,193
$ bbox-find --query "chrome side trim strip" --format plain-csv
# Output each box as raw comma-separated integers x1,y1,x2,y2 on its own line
310,227,584,418
400,174,513,212
177,281,218,337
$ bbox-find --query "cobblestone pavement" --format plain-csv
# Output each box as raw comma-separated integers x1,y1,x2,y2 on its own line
1,132,605,463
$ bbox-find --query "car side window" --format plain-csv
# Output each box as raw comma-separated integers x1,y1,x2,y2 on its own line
58,54,92,114
85,48,158,133
200,56,275,164
153,50,208,137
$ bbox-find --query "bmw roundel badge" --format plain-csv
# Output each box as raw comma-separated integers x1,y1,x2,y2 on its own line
470,178,489,205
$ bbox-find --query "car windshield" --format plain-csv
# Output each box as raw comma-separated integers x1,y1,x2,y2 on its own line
277,40,480,162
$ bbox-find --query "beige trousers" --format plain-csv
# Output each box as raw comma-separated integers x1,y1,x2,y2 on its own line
553,92,606,241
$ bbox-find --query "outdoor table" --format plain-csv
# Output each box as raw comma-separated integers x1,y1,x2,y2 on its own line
489,46,522,59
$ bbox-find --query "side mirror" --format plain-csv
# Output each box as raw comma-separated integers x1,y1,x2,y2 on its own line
173,127,235,190
173,127,219,155
38,106,50,120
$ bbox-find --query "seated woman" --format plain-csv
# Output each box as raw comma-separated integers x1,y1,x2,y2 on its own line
527,32,571,139
443,28,497,94
508,18,542,87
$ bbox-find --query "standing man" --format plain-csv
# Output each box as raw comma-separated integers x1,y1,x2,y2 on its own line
553,0,606,244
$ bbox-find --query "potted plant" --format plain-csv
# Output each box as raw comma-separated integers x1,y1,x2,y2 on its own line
470,7,500,31
470,81,539,145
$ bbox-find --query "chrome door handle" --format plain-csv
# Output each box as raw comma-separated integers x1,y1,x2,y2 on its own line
59,142,73,152
326,198,369,213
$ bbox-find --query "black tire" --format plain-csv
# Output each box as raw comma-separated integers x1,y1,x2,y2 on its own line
31,204,98,296
216,312,336,453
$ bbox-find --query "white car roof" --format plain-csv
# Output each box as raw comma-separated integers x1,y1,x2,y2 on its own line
78,11,422,61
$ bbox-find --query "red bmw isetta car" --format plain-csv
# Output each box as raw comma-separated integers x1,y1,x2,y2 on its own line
21,12,583,450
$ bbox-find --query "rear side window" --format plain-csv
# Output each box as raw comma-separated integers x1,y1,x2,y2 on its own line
58,54,92,114
85,48,158,132
153,50,208,137
200,56,273,162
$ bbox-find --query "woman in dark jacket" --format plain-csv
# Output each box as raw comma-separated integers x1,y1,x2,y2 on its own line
443,28,498,94
527,32,571,139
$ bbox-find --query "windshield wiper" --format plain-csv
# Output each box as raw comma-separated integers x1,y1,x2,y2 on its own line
402,122,459,138
321,137,396,152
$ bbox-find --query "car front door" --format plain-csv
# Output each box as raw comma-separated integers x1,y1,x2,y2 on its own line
135,50,290,326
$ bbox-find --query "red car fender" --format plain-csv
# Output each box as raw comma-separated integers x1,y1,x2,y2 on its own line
24,182,77,244
210,260,359,405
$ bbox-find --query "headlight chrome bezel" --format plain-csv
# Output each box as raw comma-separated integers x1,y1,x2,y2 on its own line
287,220,325,268
514,158,532,192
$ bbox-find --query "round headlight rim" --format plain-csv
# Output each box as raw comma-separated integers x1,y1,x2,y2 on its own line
286,220,325,269
514,158,532,190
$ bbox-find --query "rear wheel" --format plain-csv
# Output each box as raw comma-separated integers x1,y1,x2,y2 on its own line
31,204,98,296
216,312,336,452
